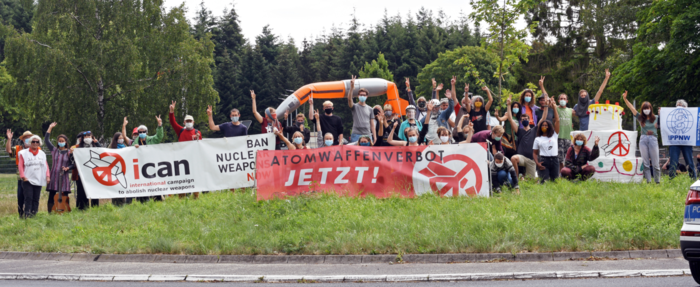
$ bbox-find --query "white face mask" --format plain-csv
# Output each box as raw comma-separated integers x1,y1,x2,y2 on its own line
643,109,650,115
185,122,194,129
440,136,449,143
495,161,503,168
83,138,93,144
117,139,124,144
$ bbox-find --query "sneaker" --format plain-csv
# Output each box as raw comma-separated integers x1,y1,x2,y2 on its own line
494,187,502,193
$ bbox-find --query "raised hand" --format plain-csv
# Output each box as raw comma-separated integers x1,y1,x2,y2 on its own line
206,105,213,116
350,75,356,89
506,98,511,106
494,109,500,117
464,83,469,93
605,69,611,78
432,78,436,89
314,109,319,120
156,115,162,126
250,90,256,100
451,75,457,85
467,122,474,134
622,90,628,100
436,83,444,91
405,77,411,91
48,122,57,133
427,100,435,111
595,136,600,146
539,76,545,86
6,129,12,139
284,111,289,119
169,100,176,113
309,94,313,106
481,86,488,91
123,117,128,127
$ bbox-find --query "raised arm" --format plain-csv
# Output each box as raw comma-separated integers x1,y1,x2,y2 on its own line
347,75,356,108
621,91,637,115
424,101,435,125
207,105,220,131
122,117,132,144
251,90,263,123
550,99,560,134
459,122,475,144
431,78,437,99
405,78,416,107
308,93,315,125
450,76,457,102
538,76,548,100
483,86,494,111
274,129,294,150
45,122,57,151
593,69,611,103
387,122,406,146
538,100,549,126
506,101,519,132
5,129,12,154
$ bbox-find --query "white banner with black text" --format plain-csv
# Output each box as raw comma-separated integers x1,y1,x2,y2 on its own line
72,134,275,199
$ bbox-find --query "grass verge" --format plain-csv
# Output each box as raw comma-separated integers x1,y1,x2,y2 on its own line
0,174,692,255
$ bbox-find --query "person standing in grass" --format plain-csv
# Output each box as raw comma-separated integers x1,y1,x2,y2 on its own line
108,131,133,206
309,95,344,146
539,76,575,172
207,106,248,138
388,101,434,147
561,134,600,180
532,99,561,183
281,112,310,145
398,105,422,141
45,122,72,213
490,152,520,194
69,131,101,210
121,116,164,147
664,99,697,181
170,100,202,198
573,69,611,130
18,135,49,218
5,130,33,218
251,90,284,149
346,75,376,144
622,91,660,184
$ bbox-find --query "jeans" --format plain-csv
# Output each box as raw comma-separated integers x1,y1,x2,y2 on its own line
21,181,41,218
669,145,697,180
16,179,24,218
639,135,660,183
76,179,99,210
538,156,560,183
493,170,513,189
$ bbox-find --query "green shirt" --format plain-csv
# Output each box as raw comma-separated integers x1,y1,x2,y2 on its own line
636,113,658,137
557,107,574,139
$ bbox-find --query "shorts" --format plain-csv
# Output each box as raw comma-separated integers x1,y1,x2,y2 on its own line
558,139,571,163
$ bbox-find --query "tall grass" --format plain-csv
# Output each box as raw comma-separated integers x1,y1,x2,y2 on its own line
0,175,692,255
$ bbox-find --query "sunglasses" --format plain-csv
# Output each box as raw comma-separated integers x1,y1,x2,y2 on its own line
82,131,92,135
138,131,147,134
31,141,40,144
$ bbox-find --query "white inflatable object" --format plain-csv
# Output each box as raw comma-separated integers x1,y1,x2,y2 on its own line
589,157,644,183
588,103,624,131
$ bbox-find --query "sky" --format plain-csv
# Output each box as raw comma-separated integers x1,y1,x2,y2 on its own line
162,0,526,47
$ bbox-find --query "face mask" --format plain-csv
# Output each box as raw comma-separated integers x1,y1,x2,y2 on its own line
495,162,503,168
360,142,370,146
417,102,426,108
385,111,392,117
358,96,367,102
522,120,530,127
324,140,333,146
440,136,449,143
494,136,502,141
24,138,31,146
474,102,483,108
406,110,416,119
541,127,548,132
324,108,333,115
524,96,532,103
296,121,304,126
643,109,650,115
294,137,303,145
118,139,124,144
58,142,66,148
271,113,277,120
83,138,93,144
185,122,194,129
575,140,584,146
560,100,567,107
231,116,239,122
408,136,418,143
512,108,519,114
139,133,147,139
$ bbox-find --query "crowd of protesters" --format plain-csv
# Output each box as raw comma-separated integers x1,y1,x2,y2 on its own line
3,69,693,218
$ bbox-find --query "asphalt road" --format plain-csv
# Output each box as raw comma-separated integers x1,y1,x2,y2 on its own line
0,277,697,287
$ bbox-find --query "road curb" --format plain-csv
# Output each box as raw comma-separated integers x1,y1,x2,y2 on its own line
0,249,683,265
0,269,691,282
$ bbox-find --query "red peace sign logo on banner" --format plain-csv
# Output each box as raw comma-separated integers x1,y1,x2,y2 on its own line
607,131,631,157
83,151,128,187
418,154,483,197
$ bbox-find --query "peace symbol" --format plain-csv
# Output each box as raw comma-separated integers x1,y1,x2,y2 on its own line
607,131,630,157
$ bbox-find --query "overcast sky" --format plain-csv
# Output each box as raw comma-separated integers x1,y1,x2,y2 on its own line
162,0,526,47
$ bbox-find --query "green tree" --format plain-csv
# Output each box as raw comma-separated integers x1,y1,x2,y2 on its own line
3,0,217,139
469,0,537,101
416,46,501,99
359,52,394,107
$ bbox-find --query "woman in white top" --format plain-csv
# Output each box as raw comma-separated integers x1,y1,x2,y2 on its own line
18,135,50,218
532,99,560,183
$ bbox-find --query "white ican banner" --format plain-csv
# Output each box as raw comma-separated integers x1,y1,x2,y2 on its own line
72,134,275,199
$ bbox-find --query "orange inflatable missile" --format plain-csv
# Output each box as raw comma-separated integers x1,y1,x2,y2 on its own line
275,78,404,118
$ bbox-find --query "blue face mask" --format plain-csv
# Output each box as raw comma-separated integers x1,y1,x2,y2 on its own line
358,96,367,102
139,133,147,139
294,138,303,145
231,116,239,122
360,142,370,146
324,140,333,146
58,142,66,148
494,136,502,141
575,140,584,146
524,96,532,103
408,136,418,143
117,143,126,149
512,108,519,114
24,138,31,146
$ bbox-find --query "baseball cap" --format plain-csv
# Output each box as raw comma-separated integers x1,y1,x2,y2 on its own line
184,115,194,121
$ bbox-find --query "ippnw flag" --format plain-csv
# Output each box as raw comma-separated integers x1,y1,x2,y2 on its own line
255,143,490,200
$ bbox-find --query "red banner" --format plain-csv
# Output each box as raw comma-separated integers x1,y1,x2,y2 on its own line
255,144,490,200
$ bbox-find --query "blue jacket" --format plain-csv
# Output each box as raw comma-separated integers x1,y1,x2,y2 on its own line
420,98,455,129
398,120,423,140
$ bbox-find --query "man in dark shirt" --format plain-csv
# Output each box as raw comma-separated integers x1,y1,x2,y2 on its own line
282,112,311,144
207,105,248,137
534,94,555,124
309,96,344,145
509,113,537,179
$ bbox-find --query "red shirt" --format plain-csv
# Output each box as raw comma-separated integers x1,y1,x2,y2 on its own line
169,113,202,142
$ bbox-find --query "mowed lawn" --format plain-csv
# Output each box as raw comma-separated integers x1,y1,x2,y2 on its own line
0,173,692,255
